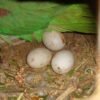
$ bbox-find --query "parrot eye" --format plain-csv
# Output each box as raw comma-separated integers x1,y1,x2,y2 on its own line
0,8,10,17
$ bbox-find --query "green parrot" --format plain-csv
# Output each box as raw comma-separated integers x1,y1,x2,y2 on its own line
0,0,96,42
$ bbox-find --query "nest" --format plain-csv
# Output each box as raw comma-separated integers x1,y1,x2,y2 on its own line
0,33,96,100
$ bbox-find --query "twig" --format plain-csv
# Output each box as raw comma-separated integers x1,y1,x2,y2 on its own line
56,85,76,100
17,93,24,100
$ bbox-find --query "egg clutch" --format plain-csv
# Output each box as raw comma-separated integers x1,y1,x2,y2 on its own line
27,31,74,74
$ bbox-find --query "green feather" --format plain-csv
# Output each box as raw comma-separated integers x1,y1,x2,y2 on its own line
48,4,96,33
0,1,96,42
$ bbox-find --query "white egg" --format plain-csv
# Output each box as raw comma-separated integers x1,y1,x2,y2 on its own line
43,31,65,51
27,48,52,68
51,50,74,74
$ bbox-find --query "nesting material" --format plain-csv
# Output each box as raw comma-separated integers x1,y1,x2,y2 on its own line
0,33,96,99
